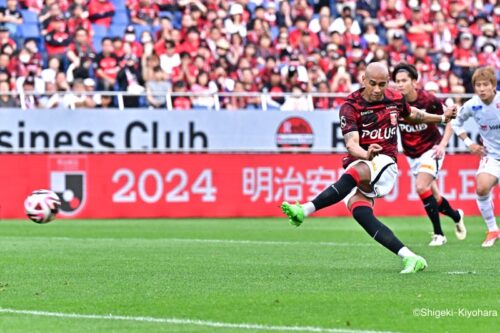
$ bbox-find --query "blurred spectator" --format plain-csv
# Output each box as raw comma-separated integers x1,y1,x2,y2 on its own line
95,92,115,108
117,53,144,108
225,3,247,38
0,0,23,40
281,85,312,111
20,75,38,109
130,0,159,26
44,16,71,58
0,25,16,50
404,3,433,49
94,37,119,90
146,65,170,108
123,26,144,59
191,71,217,109
171,80,191,110
63,78,95,109
88,0,115,28
67,5,92,37
330,6,361,35
0,80,16,107
313,80,332,110
378,0,406,40
41,2,64,35
453,31,479,91
39,79,62,109
67,27,95,67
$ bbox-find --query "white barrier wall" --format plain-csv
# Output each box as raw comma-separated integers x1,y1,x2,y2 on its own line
0,109,479,152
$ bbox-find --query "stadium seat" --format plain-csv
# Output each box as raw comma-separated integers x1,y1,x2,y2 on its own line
110,0,126,11
19,24,40,39
113,10,129,26
132,24,151,39
92,24,108,38
21,10,39,24
108,24,126,38
92,36,104,53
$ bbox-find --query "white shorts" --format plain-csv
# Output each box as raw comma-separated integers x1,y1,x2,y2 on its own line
477,156,500,179
407,149,444,178
343,154,398,204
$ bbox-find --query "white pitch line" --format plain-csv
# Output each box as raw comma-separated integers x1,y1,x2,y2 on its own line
1,236,375,247
0,308,400,333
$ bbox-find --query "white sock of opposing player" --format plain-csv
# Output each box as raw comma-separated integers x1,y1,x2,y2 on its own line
397,247,417,258
476,194,498,232
301,202,316,217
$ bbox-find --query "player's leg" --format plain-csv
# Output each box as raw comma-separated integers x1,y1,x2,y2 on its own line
281,162,371,226
432,181,466,240
476,172,499,247
416,172,446,246
347,192,427,274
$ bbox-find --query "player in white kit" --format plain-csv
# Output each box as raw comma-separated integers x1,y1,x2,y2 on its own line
451,66,500,247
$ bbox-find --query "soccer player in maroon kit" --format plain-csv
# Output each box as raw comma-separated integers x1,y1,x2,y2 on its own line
281,62,457,273
392,63,466,246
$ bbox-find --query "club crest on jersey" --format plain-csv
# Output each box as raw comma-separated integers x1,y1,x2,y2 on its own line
390,112,398,126
496,102,500,109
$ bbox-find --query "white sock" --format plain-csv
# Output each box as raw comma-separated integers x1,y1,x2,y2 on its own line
301,202,316,217
397,247,416,258
477,194,498,232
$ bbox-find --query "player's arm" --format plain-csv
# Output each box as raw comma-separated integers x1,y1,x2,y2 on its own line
344,131,382,161
404,105,457,124
451,105,486,156
432,123,453,159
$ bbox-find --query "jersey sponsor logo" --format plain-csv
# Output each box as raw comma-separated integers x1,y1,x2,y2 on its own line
386,105,398,110
472,105,483,111
361,127,397,140
399,123,428,132
489,124,500,130
361,110,373,116
340,116,347,129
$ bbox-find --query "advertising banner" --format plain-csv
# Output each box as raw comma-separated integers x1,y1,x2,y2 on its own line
0,109,480,152
1,154,497,219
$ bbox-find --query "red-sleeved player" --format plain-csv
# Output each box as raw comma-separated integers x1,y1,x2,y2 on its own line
281,62,457,274
392,63,465,247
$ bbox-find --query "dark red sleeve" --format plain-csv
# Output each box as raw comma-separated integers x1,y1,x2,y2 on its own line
339,103,358,135
426,94,444,115
401,100,411,118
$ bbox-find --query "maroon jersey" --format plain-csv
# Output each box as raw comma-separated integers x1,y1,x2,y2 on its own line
398,89,444,158
340,88,411,169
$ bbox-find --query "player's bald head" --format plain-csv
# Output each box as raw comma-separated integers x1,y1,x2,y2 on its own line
365,62,389,80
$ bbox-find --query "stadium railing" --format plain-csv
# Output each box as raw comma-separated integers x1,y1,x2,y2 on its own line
1,91,475,111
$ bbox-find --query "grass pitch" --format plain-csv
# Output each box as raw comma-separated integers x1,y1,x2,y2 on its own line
0,216,498,333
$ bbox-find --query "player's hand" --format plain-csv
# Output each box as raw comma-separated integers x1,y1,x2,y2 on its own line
469,143,486,157
366,144,382,160
443,105,458,122
431,145,445,159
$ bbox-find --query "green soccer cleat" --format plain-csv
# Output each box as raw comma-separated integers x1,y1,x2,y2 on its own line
400,256,428,274
281,201,305,227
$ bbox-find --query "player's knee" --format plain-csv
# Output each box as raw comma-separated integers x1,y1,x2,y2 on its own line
476,186,491,197
415,183,431,195
352,163,371,183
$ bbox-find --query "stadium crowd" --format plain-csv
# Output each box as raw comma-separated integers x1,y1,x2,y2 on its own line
0,0,498,110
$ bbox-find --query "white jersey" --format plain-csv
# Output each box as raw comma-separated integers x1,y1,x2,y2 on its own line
451,92,500,160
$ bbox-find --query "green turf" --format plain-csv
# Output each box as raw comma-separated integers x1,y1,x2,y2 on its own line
0,216,498,333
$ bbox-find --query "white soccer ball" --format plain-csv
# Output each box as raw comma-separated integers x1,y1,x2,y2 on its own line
24,189,61,224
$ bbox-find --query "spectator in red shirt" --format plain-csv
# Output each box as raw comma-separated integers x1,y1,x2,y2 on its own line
112,37,125,60
0,26,16,51
67,5,93,38
289,16,319,49
88,0,115,28
378,0,406,39
40,2,64,35
20,0,44,14
404,4,433,49
386,31,409,65
453,31,479,90
123,25,144,59
94,37,120,90
172,80,192,110
44,17,71,58
130,0,159,26
67,27,95,67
